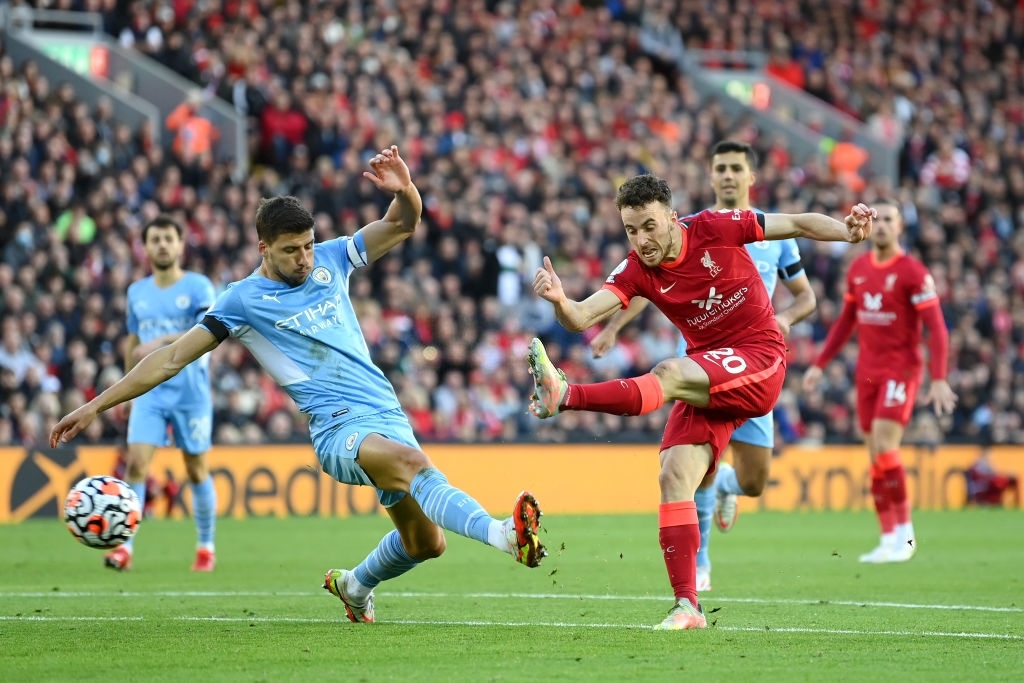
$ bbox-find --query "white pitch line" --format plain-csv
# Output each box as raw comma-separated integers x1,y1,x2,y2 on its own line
1,590,1019,614
393,592,1024,613
0,614,1020,640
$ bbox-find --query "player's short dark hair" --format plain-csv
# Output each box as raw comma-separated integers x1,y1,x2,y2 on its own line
710,140,758,168
254,195,315,243
615,174,673,211
142,215,183,242
874,197,902,215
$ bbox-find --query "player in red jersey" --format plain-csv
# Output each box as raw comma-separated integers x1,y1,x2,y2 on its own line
802,198,957,563
525,174,873,630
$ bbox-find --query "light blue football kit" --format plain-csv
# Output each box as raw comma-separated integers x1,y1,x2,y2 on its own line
200,232,518,591
125,270,217,551
127,272,216,453
201,233,413,507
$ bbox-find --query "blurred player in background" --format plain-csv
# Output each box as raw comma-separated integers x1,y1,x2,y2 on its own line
51,146,545,623
590,141,816,592
803,199,957,563
527,173,872,629
106,215,218,572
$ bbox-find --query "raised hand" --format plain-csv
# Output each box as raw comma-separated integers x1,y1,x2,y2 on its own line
363,145,413,193
533,256,565,304
844,202,876,243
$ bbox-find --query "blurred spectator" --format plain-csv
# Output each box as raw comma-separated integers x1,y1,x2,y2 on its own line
765,35,805,90
259,89,308,168
966,441,1020,507
165,89,219,187
1,0,1023,449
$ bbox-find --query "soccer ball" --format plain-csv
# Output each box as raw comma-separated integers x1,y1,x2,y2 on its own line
64,475,142,549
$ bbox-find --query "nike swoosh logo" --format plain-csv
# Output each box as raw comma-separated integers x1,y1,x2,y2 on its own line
660,283,676,293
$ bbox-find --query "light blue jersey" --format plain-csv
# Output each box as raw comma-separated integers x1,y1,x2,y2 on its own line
126,271,215,452
201,233,402,446
201,233,412,504
677,216,805,448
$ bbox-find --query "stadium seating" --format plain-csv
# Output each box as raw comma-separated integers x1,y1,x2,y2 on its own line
1,0,1022,447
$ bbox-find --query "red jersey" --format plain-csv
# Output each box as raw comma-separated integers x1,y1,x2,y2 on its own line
816,249,945,380
602,209,785,355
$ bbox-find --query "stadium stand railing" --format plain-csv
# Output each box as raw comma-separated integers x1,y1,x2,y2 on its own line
1,5,162,145
678,48,899,185
2,5,248,181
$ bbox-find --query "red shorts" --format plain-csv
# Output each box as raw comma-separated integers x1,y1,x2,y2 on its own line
856,374,919,433
661,344,786,462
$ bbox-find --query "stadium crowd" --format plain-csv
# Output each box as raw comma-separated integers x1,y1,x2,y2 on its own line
1,0,1023,450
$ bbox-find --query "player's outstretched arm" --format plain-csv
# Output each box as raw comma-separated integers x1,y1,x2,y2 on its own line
49,326,220,447
533,256,622,332
763,203,875,243
591,297,651,357
356,145,423,264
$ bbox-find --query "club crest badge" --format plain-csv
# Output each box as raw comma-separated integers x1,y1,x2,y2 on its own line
311,267,332,285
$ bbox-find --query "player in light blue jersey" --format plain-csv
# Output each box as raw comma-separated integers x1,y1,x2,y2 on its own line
591,141,816,591
50,146,546,622
104,215,218,573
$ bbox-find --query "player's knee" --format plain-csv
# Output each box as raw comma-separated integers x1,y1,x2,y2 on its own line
658,464,684,496
738,472,767,496
386,448,434,490
734,458,770,496
405,528,446,561
183,455,209,484
651,358,683,386
652,358,709,406
123,454,150,481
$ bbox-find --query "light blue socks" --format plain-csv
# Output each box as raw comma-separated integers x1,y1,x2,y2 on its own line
715,461,744,496
353,530,419,588
694,486,715,569
409,468,493,544
190,475,216,548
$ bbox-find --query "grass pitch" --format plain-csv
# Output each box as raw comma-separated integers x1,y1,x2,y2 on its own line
2,509,1021,682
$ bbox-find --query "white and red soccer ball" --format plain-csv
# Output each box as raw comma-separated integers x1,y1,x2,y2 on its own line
64,475,142,549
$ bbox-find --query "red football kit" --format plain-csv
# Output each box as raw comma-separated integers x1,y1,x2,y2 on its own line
812,248,949,431
603,208,787,458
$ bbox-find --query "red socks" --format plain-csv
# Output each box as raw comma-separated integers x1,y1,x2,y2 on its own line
869,463,897,535
876,449,911,526
562,373,664,415
658,501,700,609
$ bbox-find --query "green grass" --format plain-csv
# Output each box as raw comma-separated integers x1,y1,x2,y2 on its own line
2,510,1022,682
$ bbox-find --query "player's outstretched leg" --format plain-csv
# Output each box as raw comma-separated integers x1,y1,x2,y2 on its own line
409,468,547,567
712,462,739,532
653,600,707,630
527,338,568,418
500,491,546,567
323,568,375,623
